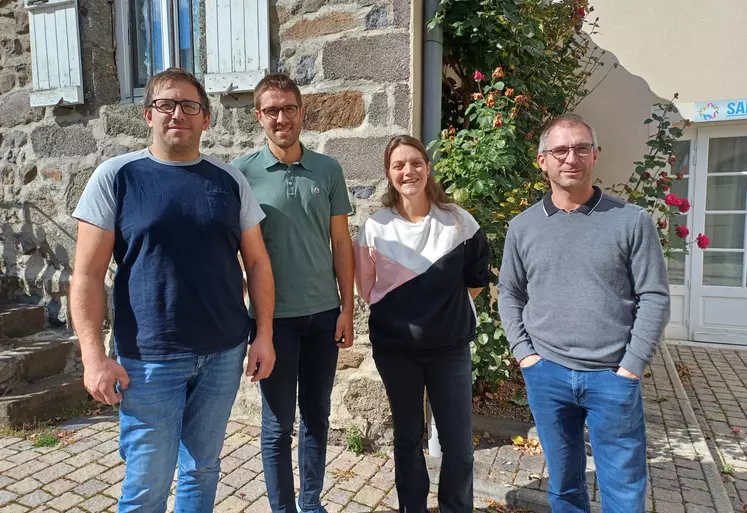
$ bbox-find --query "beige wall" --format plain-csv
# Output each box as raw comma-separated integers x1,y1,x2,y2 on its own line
575,0,747,188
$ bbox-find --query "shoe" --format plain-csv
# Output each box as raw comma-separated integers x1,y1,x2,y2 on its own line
296,498,328,513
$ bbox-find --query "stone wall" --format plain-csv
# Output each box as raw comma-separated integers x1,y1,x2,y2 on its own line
0,0,412,440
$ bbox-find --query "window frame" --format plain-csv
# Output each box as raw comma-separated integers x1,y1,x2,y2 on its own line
114,0,201,103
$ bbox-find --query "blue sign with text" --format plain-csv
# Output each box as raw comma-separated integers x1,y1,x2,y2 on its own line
694,99,747,122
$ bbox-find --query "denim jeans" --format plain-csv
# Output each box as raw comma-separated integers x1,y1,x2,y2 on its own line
373,344,473,513
253,308,340,513
521,358,647,513
116,341,246,513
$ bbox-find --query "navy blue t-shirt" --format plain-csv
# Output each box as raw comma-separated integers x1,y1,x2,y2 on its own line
73,149,265,360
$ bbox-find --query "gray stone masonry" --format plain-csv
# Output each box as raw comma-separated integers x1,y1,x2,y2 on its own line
0,343,738,512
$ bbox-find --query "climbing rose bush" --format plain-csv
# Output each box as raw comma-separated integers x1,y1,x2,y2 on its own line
607,96,709,257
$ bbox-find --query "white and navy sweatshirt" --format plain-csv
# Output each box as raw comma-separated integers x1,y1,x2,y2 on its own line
354,205,490,354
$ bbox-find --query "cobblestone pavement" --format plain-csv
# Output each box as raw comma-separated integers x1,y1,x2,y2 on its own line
0,343,739,513
670,343,747,513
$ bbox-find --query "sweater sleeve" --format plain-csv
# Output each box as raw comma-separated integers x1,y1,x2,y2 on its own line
497,225,536,362
620,209,671,377
353,224,376,305
464,228,491,288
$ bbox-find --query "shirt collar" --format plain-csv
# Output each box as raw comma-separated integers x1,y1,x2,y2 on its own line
542,186,603,216
260,143,315,171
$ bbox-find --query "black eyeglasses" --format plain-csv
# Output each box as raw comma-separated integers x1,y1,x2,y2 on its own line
149,99,206,116
260,105,300,120
545,143,595,161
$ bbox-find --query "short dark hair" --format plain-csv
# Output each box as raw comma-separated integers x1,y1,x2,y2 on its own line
144,67,211,116
254,72,302,110
538,113,598,153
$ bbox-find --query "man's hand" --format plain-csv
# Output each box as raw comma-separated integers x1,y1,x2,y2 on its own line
335,310,354,349
616,367,640,380
246,335,276,382
519,354,542,368
83,356,130,405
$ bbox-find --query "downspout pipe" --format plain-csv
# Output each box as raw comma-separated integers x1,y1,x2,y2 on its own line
422,0,443,459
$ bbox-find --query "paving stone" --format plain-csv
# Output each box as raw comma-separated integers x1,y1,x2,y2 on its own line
653,487,683,503
97,451,123,468
215,496,251,512
340,501,371,513
682,489,715,507
78,494,116,513
0,490,18,506
6,478,41,496
236,479,265,503
351,461,379,480
336,475,368,493
33,461,77,485
65,439,100,454
2,460,47,480
68,463,108,483
677,467,704,480
17,490,52,508
222,468,256,489
47,492,85,511
0,504,28,513
242,457,264,473
74,479,109,497
103,482,122,500
42,478,78,495
324,487,354,505
679,477,709,492
214,482,235,504
244,497,272,513
37,450,69,465
684,504,716,513
353,485,385,507
65,449,102,468
99,465,126,485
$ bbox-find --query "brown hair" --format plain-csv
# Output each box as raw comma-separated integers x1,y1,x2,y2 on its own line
382,135,454,211
254,72,303,110
143,67,210,116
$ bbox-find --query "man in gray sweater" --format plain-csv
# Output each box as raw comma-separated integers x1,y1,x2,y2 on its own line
498,114,670,513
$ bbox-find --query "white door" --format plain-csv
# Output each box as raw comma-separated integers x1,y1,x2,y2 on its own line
689,126,747,344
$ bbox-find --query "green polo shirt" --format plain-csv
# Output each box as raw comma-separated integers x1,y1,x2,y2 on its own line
232,144,352,318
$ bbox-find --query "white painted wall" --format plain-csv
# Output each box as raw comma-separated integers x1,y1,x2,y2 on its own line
575,0,747,187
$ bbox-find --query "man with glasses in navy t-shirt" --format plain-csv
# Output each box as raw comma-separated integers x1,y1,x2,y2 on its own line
71,68,275,513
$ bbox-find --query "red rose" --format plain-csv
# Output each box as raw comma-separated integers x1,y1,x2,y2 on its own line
665,194,682,207
678,199,691,213
474,70,486,82
657,219,668,230
660,172,668,178
668,155,676,165
697,233,710,249
675,225,689,238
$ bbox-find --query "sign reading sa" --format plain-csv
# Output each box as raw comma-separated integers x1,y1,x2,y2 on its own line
694,99,747,122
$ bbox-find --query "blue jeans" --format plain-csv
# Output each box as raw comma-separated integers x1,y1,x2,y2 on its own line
521,358,647,513
253,308,340,513
117,341,247,513
373,344,474,513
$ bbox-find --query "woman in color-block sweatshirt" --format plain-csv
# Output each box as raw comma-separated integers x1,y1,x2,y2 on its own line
353,135,490,513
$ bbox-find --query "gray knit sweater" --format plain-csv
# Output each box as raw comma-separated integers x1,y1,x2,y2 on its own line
498,187,671,377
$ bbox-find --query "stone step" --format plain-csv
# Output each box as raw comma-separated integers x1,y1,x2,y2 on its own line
0,330,79,391
0,303,46,338
0,374,89,428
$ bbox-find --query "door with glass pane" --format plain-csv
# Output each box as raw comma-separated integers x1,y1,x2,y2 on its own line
689,126,747,345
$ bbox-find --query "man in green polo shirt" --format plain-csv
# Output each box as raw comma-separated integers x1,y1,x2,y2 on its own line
232,73,354,513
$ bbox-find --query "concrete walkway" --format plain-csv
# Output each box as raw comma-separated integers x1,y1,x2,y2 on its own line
0,342,741,513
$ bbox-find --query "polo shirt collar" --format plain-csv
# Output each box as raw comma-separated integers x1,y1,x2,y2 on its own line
260,143,316,171
543,186,603,216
